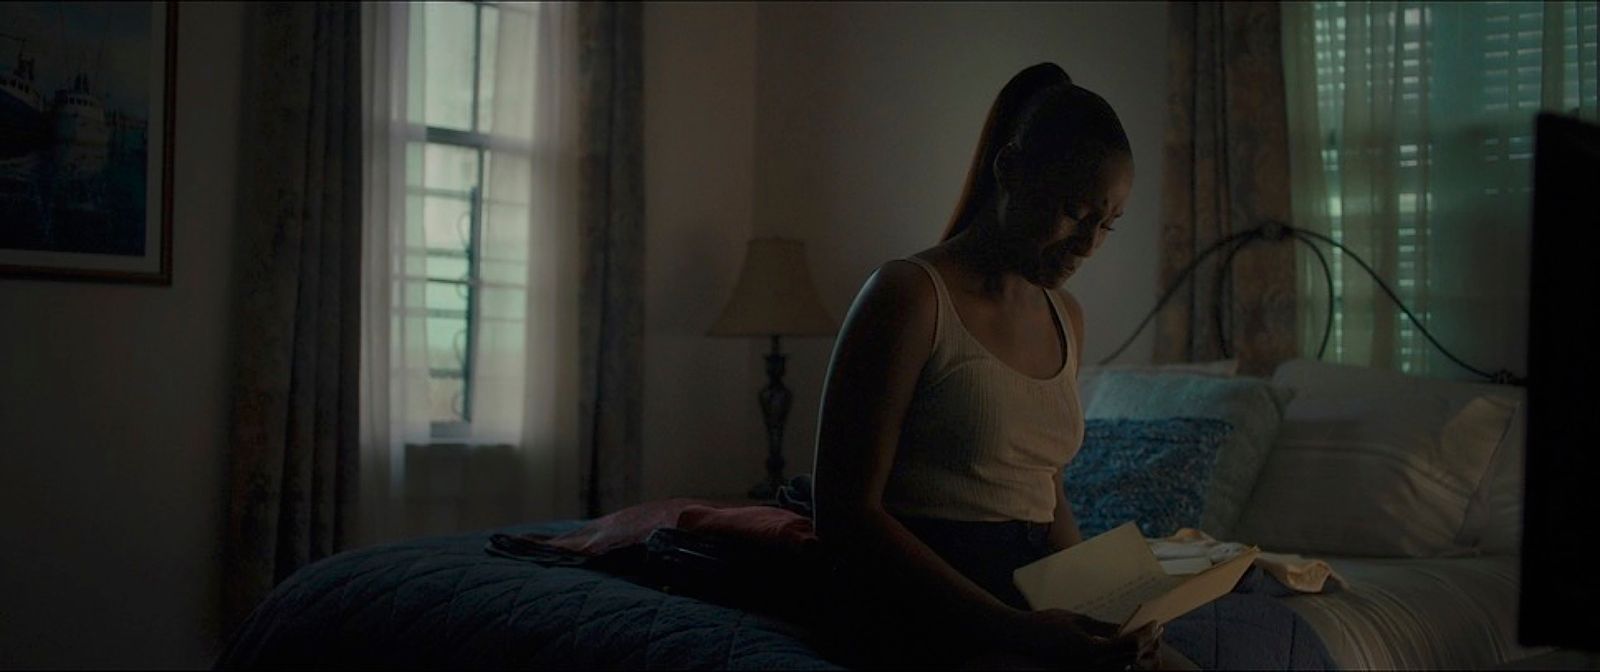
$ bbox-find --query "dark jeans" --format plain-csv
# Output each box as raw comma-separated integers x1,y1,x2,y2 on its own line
818,516,1057,668
896,516,1056,610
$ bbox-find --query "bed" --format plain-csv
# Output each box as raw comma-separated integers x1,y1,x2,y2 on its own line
215,517,1333,670
1232,358,1544,669
217,358,1543,670
216,520,843,670
1286,555,1537,669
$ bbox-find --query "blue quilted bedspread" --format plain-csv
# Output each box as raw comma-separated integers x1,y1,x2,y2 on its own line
1163,568,1336,670
217,521,1334,670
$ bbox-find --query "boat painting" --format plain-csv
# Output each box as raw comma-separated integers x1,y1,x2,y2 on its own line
0,1,174,284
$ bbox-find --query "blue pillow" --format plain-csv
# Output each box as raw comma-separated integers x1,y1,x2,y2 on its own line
1081,372,1292,538
1065,417,1235,538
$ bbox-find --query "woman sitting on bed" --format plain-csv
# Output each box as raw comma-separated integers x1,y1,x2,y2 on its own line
811,63,1179,670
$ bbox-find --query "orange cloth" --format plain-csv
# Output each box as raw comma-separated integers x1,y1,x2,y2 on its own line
1152,527,1345,593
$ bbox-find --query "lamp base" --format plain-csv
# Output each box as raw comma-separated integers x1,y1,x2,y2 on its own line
750,334,791,504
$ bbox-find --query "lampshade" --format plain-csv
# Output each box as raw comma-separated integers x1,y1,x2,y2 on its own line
708,238,838,337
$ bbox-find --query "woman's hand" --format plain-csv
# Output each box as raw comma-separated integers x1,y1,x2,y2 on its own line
1003,609,1163,669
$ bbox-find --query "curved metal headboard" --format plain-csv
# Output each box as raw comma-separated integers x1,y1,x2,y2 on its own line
1096,220,1527,387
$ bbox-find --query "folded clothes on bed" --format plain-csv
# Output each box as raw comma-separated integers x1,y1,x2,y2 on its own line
486,496,817,559
484,497,836,629
1149,527,1345,594
484,498,733,569
533,497,735,555
677,504,818,554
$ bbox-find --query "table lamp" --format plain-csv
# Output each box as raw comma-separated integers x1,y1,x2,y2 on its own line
708,238,838,499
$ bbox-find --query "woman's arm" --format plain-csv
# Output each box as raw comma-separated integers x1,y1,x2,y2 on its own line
812,260,1027,646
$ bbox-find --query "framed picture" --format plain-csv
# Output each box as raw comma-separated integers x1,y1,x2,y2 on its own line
0,1,176,284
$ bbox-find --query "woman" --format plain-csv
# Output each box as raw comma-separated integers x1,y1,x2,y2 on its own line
811,63,1166,669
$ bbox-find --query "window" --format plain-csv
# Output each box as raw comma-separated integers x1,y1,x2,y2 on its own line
363,0,583,536
1303,1,1598,374
407,1,501,438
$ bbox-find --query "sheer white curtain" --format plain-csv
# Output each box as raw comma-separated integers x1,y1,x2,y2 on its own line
1283,1,1598,379
359,1,582,545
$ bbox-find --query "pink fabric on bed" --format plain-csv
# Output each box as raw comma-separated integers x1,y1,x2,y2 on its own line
676,504,818,554
541,498,733,555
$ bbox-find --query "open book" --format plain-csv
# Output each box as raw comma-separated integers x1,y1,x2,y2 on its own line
1012,522,1258,634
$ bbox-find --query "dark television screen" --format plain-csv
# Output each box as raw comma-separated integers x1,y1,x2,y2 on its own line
1521,112,1600,650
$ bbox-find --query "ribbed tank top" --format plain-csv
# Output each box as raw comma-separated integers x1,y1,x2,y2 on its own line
882,257,1086,523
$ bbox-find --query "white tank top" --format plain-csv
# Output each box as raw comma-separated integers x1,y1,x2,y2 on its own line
882,256,1086,523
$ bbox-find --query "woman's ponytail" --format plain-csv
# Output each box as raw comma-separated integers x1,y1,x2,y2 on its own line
939,63,1071,242
939,64,1130,246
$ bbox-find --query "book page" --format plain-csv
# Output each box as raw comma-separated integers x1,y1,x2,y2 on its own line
1069,571,1184,625
1012,522,1173,623
1013,521,1260,634
1120,548,1258,633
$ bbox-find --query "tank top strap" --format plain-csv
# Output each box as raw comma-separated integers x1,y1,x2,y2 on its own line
1040,288,1077,381
898,256,949,351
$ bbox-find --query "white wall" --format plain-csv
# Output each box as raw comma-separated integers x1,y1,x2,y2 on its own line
0,3,243,668
751,2,1170,483
640,3,764,500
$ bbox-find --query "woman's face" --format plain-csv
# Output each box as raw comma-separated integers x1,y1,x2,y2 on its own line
1004,152,1134,287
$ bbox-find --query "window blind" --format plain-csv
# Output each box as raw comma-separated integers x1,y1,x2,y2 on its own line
1304,1,1598,375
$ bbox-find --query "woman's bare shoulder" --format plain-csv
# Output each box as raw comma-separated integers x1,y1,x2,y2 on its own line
857,257,937,314
839,257,939,354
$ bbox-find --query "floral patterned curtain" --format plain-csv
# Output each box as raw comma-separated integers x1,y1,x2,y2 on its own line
1157,1,1299,377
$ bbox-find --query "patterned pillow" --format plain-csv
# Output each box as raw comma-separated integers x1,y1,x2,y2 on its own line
1065,417,1235,538
1081,371,1294,538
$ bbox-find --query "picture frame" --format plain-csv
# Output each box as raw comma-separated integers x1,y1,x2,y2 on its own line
0,1,177,285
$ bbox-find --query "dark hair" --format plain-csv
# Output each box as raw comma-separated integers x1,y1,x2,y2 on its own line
939,63,1131,243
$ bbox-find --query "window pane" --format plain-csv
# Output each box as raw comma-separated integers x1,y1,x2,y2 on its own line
422,195,472,251
411,1,478,131
428,375,466,424
414,143,480,252
425,279,471,316
426,314,469,371
420,142,479,196
426,252,469,282
482,2,537,140
480,150,531,286
478,4,499,134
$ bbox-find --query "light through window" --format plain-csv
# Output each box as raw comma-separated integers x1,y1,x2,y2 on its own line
1304,0,1598,374
407,1,502,437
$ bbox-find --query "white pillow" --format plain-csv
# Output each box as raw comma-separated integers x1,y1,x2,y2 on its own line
1460,400,1526,555
1232,359,1521,557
